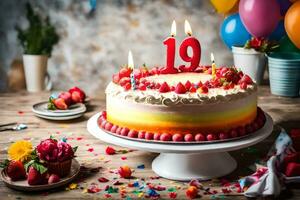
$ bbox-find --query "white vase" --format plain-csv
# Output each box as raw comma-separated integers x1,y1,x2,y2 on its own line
232,46,267,85
23,55,52,92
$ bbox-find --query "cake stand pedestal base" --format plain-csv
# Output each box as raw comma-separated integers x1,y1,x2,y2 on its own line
152,152,237,181
87,112,273,181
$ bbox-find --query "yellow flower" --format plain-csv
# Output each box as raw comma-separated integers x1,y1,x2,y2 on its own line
8,140,33,162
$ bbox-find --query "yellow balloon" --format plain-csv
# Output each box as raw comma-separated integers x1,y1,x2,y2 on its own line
285,1,300,48
210,0,239,14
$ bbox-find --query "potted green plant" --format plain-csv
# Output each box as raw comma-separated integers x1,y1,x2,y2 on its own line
16,3,59,92
232,38,278,85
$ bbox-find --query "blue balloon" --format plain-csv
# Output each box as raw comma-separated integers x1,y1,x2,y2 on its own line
220,13,251,49
268,20,286,41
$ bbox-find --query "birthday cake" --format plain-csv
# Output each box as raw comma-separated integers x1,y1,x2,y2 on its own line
98,65,266,142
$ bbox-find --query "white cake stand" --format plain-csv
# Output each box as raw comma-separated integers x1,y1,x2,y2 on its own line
87,113,273,181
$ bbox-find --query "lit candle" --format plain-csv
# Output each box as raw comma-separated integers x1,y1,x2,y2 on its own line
128,50,136,90
160,20,178,74
210,53,216,78
178,20,201,72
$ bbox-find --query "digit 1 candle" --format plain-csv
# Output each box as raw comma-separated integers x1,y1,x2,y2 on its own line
128,50,136,90
178,20,201,72
160,20,178,74
210,53,216,78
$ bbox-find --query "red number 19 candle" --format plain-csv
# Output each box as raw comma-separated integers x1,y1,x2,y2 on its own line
178,20,201,72
160,20,178,74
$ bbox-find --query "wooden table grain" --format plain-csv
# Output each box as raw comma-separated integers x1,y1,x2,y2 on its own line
0,87,299,200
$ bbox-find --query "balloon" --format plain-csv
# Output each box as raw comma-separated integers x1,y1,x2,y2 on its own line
276,36,300,52
239,0,281,38
285,1,300,48
210,0,239,14
277,0,292,16
220,13,252,49
269,20,287,41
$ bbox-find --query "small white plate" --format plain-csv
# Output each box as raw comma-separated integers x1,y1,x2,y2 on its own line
32,101,86,117
35,113,85,121
0,159,80,192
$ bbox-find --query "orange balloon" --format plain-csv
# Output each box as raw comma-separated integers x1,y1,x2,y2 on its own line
210,0,239,14
285,1,300,48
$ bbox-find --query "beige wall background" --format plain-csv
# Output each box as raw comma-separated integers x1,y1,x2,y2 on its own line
0,0,233,95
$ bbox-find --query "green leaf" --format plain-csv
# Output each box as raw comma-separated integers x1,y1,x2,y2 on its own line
24,160,35,172
0,159,10,168
72,146,78,153
25,160,47,174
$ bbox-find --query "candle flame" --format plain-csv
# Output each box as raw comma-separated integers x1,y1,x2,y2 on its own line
171,20,176,37
210,53,215,63
128,50,134,70
184,20,192,36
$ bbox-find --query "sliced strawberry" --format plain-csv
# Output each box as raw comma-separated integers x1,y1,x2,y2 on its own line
240,75,253,84
159,82,170,93
6,161,26,181
185,81,192,90
240,82,247,90
175,82,187,94
54,98,68,110
197,85,208,94
123,83,131,91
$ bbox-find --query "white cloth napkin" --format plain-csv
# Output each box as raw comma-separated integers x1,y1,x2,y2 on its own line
240,128,294,197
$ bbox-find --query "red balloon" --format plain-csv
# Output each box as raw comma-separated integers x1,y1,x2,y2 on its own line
239,0,281,38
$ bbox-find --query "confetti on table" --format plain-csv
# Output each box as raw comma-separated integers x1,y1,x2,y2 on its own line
76,137,83,140
98,177,109,183
18,111,24,115
169,192,177,199
87,148,94,152
67,183,78,190
121,156,127,160
137,164,145,169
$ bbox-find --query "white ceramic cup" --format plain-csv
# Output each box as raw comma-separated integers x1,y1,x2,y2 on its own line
23,55,52,92
232,46,267,85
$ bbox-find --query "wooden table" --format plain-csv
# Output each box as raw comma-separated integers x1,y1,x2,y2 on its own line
0,87,300,200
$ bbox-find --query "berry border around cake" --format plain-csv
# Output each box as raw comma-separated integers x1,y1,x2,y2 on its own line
97,107,267,144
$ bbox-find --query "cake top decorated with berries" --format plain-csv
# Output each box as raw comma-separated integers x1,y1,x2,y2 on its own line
106,65,256,106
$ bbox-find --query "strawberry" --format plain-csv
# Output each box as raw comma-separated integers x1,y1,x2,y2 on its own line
58,92,72,106
155,83,161,89
133,69,141,80
118,165,132,178
112,74,120,84
138,84,146,91
240,75,253,84
123,83,131,91
185,81,192,90
54,98,68,110
69,87,86,103
105,146,116,155
240,82,247,90
159,82,170,93
190,86,196,93
6,161,26,181
119,67,132,78
175,82,187,94
48,174,60,184
197,85,208,94
119,77,131,86
149,67,160,75
27,166,45,185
